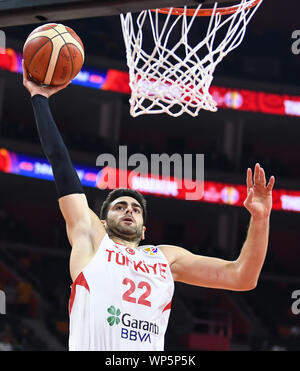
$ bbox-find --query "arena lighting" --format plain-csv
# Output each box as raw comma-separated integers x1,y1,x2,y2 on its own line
0,48,300,117
1,147,300,213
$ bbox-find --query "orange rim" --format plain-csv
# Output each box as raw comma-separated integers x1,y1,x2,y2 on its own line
152,0,261,17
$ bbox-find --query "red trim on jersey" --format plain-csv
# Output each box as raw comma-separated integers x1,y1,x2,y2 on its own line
69,272,90,315
162,300,172,312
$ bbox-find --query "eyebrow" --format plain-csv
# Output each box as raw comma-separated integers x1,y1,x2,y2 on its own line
113,201,142,210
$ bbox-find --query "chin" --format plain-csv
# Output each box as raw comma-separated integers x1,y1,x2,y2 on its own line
107,222,141,242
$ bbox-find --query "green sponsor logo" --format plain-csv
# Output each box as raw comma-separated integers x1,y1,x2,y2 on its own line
107,305,121,326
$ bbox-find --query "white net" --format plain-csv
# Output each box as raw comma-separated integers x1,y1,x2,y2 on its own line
120,0,263,117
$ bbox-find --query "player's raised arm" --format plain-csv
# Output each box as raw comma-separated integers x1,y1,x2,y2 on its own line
23,61,105,279
160,163,275,291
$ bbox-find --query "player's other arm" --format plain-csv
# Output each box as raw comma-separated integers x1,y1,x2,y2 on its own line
23,61,105,277
160,164,275,291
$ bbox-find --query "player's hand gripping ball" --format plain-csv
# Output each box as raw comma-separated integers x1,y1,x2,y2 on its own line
23,23,84,86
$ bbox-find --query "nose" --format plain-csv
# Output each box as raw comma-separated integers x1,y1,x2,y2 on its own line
125,205,133,215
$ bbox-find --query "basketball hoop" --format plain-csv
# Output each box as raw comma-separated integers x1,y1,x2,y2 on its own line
155,0,261,17
120,0,263,117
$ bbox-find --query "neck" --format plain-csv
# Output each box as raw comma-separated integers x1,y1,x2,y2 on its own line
110,235,140,249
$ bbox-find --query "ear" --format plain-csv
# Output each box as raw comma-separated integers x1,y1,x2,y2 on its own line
141,226,146,240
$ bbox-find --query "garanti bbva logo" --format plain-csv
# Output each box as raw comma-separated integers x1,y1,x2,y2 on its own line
107,305,121,326
107,305,159,343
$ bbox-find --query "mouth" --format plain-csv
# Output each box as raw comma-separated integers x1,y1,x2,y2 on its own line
121,216,135,224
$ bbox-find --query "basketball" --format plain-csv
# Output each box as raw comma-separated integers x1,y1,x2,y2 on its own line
23,23,84,86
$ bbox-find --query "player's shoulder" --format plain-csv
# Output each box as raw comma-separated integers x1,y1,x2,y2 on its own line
155,244,190,265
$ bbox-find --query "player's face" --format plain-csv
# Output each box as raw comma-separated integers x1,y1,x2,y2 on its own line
105,196,146,243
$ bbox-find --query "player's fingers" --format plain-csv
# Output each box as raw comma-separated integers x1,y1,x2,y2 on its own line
22,59,30,82
62,80,72,88
260,167,266,187
266,175,275,192
246,167,253,190
254,163,260,184
22,59,26,80
22,59,26,75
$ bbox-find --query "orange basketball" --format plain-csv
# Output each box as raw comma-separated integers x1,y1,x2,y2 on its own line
23,23,84,86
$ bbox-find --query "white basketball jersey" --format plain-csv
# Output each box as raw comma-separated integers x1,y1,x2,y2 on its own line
68,234,174,351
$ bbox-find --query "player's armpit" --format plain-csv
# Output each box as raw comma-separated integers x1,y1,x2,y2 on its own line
60,194,106,281
67,222,98,282
159,245,253,291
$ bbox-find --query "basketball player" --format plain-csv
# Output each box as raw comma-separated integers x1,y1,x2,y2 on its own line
23,61,275,351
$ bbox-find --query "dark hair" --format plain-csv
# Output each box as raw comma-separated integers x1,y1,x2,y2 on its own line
100,188,147,225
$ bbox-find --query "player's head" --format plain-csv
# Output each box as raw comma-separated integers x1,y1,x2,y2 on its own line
100,188,147,244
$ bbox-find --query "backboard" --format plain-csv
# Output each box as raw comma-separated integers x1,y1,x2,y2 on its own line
0,0,242,27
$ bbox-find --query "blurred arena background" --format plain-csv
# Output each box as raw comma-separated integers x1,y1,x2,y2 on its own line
0,0,300,351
